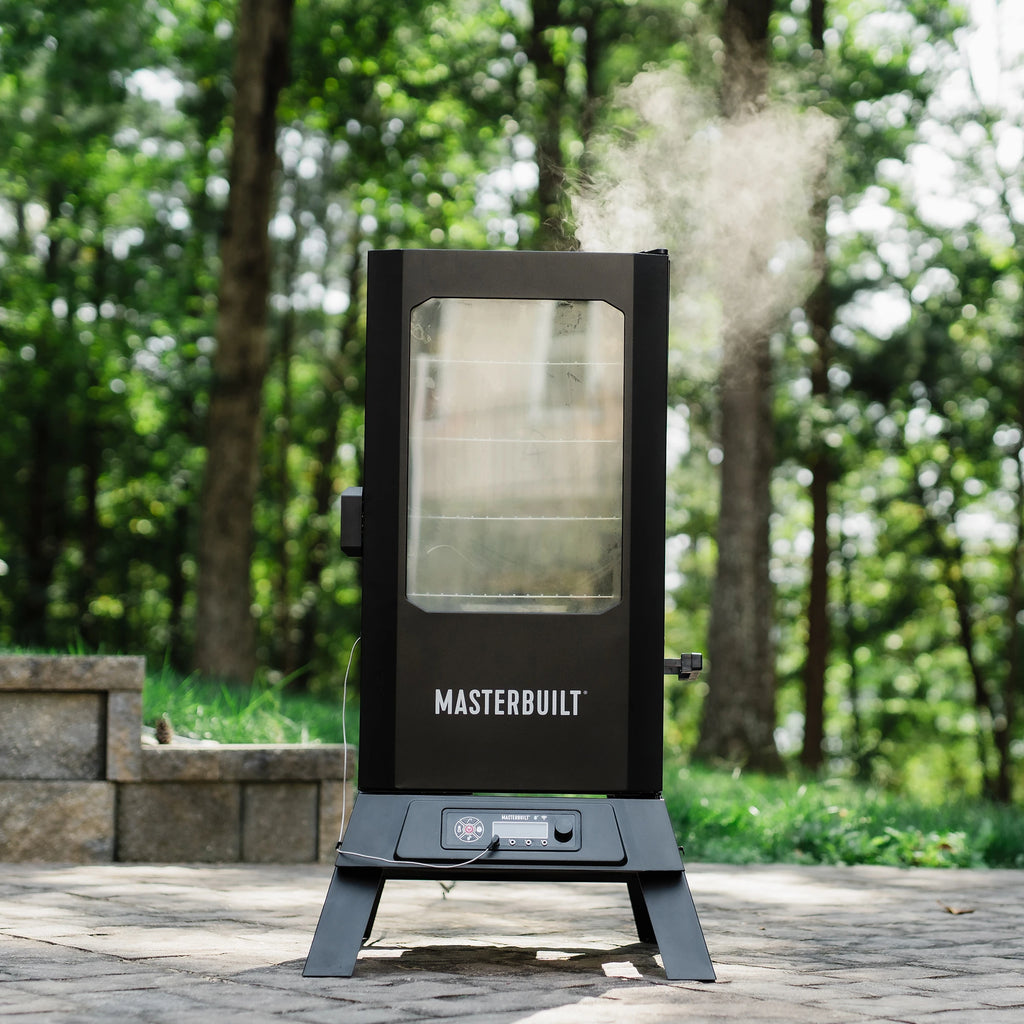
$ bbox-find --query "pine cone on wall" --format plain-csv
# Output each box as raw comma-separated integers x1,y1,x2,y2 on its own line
155,715,174,745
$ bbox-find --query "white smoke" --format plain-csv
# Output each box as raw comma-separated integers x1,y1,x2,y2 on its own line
572,69,837,374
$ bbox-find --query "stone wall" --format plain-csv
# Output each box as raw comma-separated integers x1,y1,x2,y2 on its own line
0,656,355,863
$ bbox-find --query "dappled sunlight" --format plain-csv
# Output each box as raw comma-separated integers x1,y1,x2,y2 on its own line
689,862,1024,915
691,865,878,910
4,862,328,920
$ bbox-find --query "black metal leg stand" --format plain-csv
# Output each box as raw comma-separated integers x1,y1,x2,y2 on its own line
627,876,656,943
303,869,384,978
635,872,715,981
363,878,384,942
303,794,715,981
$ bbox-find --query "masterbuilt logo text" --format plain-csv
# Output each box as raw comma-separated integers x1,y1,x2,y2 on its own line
435,688,585,717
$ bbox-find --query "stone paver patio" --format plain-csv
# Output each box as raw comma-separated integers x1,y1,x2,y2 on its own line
2,862,1023,1022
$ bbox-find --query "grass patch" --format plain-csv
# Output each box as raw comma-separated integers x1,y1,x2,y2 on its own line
665,763,1024,869
142,662,358,747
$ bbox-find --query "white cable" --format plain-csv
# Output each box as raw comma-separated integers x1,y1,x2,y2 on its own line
333,633,499,870
336,839,500,870
338,635,361,844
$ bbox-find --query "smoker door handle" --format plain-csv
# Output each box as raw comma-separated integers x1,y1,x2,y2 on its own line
340,486,363,557
664,653,702,680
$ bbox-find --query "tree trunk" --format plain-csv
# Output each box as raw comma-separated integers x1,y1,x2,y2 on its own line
801,423,830,770
271,228,299,676
995,374,1024,802
194,0,294,683
799,0,831,774
527,0,573,250
720,0,772,119
19,196,72,648
21,413,61,647
697,0,782,771
167,499,191,671
838,518,866,765
699,330,782,770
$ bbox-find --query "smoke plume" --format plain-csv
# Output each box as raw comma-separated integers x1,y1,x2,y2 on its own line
571,69,837,374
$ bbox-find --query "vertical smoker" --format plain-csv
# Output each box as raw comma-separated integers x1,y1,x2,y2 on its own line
305,249,713,981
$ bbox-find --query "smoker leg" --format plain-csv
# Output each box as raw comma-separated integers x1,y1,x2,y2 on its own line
636,872,715,982
363,877,384,941
303,868,385,977
627,877,656,943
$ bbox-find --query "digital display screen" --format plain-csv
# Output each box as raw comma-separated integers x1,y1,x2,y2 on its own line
491,821,549,840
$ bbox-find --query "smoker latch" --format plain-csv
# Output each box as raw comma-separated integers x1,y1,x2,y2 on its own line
664,653,703,680
340,486,363,557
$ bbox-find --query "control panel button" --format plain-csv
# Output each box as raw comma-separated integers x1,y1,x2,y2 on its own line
553,816,575,843
452,816,486,843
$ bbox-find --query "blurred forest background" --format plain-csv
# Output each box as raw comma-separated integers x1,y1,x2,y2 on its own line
1,0,1022,804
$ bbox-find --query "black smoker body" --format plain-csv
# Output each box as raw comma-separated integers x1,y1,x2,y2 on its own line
305,249,714,981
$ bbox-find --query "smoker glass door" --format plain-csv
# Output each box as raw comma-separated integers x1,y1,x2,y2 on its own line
407,297,625,614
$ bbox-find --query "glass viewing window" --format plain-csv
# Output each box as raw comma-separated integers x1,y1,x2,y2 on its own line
406,297,625,614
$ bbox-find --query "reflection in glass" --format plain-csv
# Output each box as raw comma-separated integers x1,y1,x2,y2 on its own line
407,297,624,613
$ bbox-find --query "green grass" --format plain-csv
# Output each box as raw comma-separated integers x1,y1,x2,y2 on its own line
142,662,358,747
665,763,1024,869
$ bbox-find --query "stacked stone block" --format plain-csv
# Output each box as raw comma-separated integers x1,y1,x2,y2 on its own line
0,656,142,861
0,656,354,863
121,743,354,862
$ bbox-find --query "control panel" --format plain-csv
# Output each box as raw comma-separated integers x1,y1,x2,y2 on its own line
442,808,581,852
393,797,625,864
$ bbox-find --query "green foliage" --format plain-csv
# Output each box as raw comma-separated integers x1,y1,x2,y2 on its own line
744,0,1024,801
666,764,1024,868
142,659,358,746
0,0,1021,802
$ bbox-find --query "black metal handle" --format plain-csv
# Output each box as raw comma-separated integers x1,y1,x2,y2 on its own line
340,486,363,557
664,653,703,680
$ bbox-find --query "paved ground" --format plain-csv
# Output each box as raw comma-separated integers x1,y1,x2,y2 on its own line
1,861,1022,1023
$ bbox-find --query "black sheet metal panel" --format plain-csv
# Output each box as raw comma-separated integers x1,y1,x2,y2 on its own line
357,249,669,795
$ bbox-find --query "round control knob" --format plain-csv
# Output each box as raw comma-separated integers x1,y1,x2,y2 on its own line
553,816,575,843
